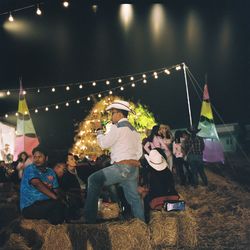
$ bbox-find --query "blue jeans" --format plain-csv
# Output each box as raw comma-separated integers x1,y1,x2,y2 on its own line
84,164,145,223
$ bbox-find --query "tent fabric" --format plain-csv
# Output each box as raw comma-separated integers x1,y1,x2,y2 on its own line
200,102,213,120
198,120,219,140
18,98,30,115
16,119,37,135
15,135,39,158
203,140,224,163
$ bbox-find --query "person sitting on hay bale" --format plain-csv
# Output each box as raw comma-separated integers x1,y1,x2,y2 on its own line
84,100,145,224
139,148,179,223
20,146,65,225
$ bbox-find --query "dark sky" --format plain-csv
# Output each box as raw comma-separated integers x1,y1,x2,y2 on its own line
0,0,249,152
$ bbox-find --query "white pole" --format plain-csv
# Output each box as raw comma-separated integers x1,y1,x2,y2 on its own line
182,62,193,127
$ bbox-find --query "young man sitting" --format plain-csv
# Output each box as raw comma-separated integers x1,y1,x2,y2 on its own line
20,146,65,225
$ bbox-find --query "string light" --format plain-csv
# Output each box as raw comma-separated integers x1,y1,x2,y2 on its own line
66,86,70,91
98,93,102,98
51,87,55,92
36,4,42,15
130,76,134,81
92,5,98,13
76,99,80,104
106,80,110,85
55,105,59,109
92,82,96,86
66,102,69,107
164,69,170,75
87,96,91,101
15,112,18,116
120,86,124,91
5,114,8,118
8,13,14,22
154,75,158,79
118,79,122,83
142,74,146,78
153,72,157,76
131,83,135,87
143,79,147,83
37,89,40,93
7,90,10,95
176,65,181,70
109,90,113,95
79,84,83,89
45,107,49,111
24,111,28,115
35,109,38,113
22,90,27,95
63,1,69,8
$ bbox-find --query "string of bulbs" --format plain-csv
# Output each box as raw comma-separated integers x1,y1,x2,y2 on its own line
0,1,75,22
1,64,184,119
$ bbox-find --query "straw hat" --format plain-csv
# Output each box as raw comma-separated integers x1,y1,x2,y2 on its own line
144,149,168,171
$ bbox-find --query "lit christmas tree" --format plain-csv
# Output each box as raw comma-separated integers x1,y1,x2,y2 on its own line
71,96,156,159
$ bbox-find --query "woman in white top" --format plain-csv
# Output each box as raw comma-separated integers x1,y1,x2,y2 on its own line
16,151,32,179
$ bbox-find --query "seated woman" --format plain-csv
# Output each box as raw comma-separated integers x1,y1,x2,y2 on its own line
140,148,179,223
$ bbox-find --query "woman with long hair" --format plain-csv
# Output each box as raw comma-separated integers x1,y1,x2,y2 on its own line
16,151,32,179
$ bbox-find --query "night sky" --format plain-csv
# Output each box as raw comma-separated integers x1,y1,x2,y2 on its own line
0,0,249,153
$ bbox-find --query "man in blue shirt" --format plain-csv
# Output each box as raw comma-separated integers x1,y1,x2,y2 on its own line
20,146,65,224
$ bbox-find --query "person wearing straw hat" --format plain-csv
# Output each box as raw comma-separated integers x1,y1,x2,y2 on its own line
84,100,144,223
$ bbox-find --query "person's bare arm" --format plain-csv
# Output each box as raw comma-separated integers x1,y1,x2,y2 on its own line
30,178,58,200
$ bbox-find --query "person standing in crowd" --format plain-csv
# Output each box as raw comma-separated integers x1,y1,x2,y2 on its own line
16,151,32,179
84,100,144,224
173,130,186,185
184,127,208,188
20,146,65,225
1,144,11,163
144,125,173,171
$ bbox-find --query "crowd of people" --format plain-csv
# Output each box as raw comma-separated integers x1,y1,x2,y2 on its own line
0,100,208,225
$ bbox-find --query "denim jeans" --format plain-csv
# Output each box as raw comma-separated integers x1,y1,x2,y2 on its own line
84,164,145,223
187,154,208,187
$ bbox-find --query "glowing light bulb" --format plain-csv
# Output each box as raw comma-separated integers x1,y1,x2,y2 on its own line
143,79,147,83
164,69,170,75
153,72,157,76
51,87,55,92
154,75,158,79
98,94,102,98
106,80,110,85
120,86,124,91
142,74,146,78
87,97,91,101
22,90,26,95
109,90,113,95
176,65,181,70
66,102,69,106
8,13,14,22
35,109,38,113
45,107,49,111
118,78,122,83
15,112,18,116
5,114,8,118
130,76,134,81
55,105,59,109
92,82,96,86
37,89,40,93
76,100,80,104
79,84,83,89
63,1,69,8
24,111,28,115
66,86,70,91
131,83,135,87
36,5,42,15
7,90,10,95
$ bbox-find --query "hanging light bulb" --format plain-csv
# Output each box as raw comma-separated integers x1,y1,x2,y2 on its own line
8,13,14,22
130,76,134,81
66,102,69,107
92,5,98,13
143,79,147,83
45,107,49,111
98,93,102,98
37,88,40,93
154,75,158,79
5,114,8,118
55,105,59,109
109,90,113,95
176,65,181,70
22,90,27,95
24,111,28,115
120,86,124,91
35,109,38,113
118,78,122,83
66,86,70,91
142,74,146,78
87,96,91,101
79,84,83,89
76,99,80,104
51,87,55,92
92,82,96,86
36,4,42,15
131,83,135,87
164,69,170,75
6,90,10,95
15,112,18,116
153,72,157,76
63,1,69,8
106,80,110,85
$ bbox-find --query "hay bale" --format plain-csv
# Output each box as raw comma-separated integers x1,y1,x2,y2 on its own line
149,211,178,248
98,202,120,220
177,210,198,248
2,233,30,250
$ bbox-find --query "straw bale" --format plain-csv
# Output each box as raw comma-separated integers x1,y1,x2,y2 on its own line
98,202,120,220
149,211,178,248
177,210,198,248
2,233,30,250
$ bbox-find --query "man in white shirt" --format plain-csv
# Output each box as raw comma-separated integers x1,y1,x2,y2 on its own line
84,100,144,223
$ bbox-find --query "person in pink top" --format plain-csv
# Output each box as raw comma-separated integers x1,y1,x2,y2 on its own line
144,125,173,171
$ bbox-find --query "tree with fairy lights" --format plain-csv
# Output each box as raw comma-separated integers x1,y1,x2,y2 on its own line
71,96,156,159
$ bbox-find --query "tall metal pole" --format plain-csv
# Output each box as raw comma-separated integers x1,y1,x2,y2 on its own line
182,62,193,128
